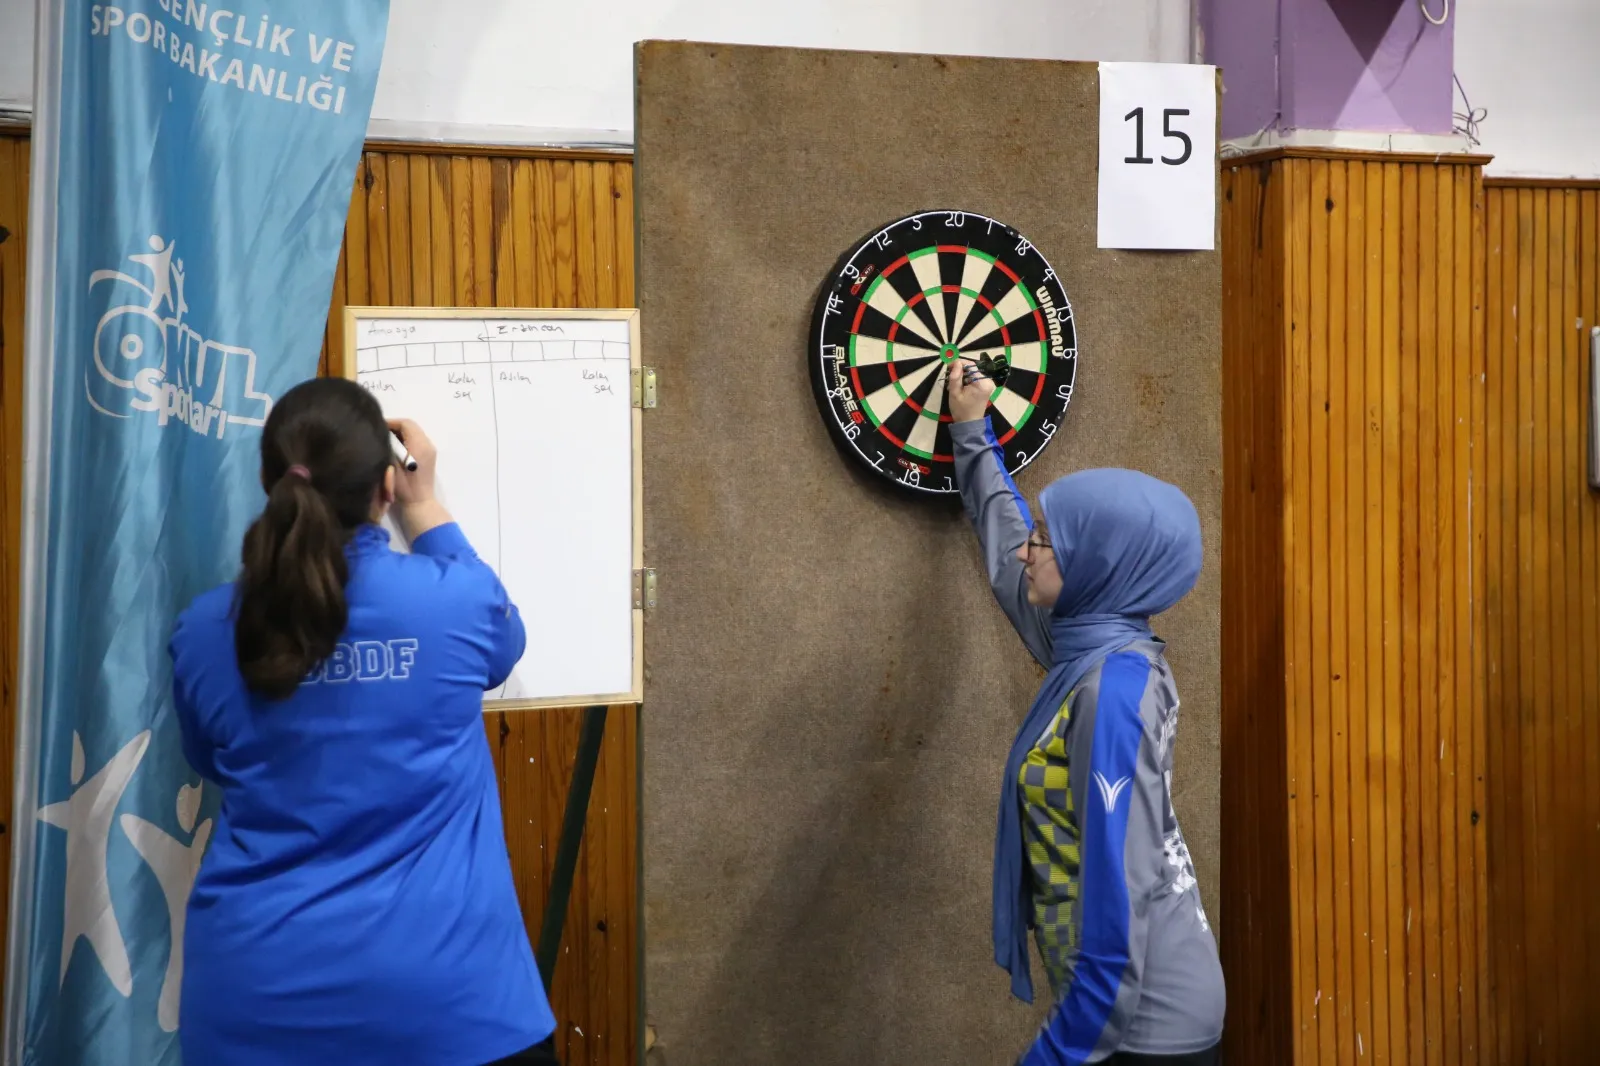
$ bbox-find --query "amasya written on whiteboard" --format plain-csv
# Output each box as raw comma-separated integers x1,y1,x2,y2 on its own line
354,316,636,704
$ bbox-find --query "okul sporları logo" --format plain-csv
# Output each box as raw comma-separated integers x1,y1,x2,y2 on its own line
85,235,273,437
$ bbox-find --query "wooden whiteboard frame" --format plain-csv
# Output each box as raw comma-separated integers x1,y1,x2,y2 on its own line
340,306,645,710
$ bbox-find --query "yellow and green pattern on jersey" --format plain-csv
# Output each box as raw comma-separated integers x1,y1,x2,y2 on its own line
1017,692,1081,995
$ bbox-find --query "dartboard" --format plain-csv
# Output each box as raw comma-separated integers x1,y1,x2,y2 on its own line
810,210,1077,497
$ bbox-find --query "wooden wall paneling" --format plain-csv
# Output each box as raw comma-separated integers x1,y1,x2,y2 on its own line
490,159,514,308
1304,155,1334,1066
1481,182,1600,1065
448,157,472,306
1464,164,1491,1065
1342,159,1376,1066
1545,187,1571,1043
553,161,577,308
534,160,558,305
1481,181,1512,1066
1557,189,1578,1037
469,158,494,307
1325,159,1356,1064
0,132,29,1013
1379,160,1407,1066
511,159,537,306
1561,187,1586,1046
1531,186,1557,1060
427,156,454,306
1396,158,1425,1064
574,163,597,308
1515,185,1539,1059
1470,166,1491,1062
1359,158,1393,1066
1481,182,1502,1061
1533,184,1557,1059
1218,160,1247,1062
1269,158,1294,1064
1286,156,1318,1066
385,154,412,307
1504,184,1528,1064
1582,188,1600,1060
1223,151,1491,1066
366,151,394,308
1220,159,1296,1066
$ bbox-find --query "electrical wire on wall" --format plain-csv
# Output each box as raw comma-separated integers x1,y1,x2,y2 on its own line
1420,0,1450,27
1453,73,1486,146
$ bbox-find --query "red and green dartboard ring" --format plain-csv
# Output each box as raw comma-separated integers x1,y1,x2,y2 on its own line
810,210,1078,498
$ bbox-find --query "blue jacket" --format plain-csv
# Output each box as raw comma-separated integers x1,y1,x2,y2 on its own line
170,522,555,1065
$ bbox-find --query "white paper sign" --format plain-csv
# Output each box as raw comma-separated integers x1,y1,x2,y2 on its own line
1098,62,1218,251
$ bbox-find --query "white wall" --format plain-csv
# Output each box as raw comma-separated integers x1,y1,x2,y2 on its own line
1455,0,1600,178
1,0,1194,139
0,1,33,112
372,0,1194,143
9,0,1594,177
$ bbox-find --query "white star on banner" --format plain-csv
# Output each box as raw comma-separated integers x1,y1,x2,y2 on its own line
122,781,211,1032
37,730,151,995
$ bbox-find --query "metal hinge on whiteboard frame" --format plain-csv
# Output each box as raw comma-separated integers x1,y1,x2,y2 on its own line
633,569,658,610
632,367,657,409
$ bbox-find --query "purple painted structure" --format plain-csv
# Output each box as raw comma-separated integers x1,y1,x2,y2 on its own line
1203,0,1455,141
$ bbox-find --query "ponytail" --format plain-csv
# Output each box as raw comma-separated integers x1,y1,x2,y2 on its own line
234,474,351,699
232,378,392,701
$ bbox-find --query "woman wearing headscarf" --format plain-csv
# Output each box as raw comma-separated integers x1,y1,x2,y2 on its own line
945,362,1225,1066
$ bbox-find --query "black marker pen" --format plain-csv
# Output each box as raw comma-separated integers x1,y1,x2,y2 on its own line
390,431,418,472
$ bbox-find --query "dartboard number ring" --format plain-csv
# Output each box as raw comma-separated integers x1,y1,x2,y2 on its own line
810,210,1078,497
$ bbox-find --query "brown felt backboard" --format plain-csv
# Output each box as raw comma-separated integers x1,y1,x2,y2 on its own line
636,42,1221,1066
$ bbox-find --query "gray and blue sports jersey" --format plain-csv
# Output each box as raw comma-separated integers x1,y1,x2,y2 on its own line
953,420,1225,1064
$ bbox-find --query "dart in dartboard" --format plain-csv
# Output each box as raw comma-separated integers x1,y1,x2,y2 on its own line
965,350,1011,387
809,210,1079,497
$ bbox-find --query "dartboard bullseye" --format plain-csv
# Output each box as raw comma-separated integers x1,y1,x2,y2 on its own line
809,210,1078,497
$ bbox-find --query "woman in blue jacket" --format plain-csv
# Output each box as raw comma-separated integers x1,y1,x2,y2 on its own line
946,362,1225,1066
169,377,558,1065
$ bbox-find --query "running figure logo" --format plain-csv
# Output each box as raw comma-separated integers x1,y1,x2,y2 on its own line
85,235,273,438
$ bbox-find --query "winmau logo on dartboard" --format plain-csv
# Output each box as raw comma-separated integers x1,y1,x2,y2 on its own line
84,235,273,438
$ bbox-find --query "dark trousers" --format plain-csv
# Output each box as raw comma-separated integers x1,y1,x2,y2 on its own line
1106,1045,1221,1066
482,1037,560,1066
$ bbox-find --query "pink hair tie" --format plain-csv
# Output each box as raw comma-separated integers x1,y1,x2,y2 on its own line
285,465,312,482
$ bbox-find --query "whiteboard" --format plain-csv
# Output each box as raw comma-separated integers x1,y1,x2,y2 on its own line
341,307,643,709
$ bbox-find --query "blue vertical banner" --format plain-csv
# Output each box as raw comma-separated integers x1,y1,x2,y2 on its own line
8,2,389,1062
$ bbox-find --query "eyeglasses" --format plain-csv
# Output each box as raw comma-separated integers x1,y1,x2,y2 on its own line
1024,533,1053,559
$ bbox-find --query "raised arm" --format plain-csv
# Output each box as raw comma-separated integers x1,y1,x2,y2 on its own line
1022,651,1166,1065
391,417,526,688
947,364,1051,666
412,522,528,689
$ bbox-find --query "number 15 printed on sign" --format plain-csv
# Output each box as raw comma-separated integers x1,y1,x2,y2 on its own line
1097,62,1218,251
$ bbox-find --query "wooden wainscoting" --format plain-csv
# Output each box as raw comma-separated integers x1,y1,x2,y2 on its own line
1222,150,1493,1066
0,131,28,1018
1220,156,1294,1066
0,134,640,1066
1482,179,1600,1066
